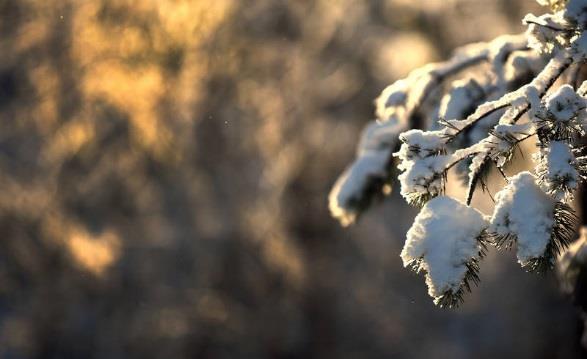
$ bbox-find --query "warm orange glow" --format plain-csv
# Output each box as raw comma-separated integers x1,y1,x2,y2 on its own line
66,228,121,276
43,214,121,276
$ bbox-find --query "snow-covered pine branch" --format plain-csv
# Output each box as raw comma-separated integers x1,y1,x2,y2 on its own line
488,171,577,273
401,196,489,308
329,0,587,308
328,34,530,225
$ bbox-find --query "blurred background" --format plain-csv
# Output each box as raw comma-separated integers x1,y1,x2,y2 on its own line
0,0,584,358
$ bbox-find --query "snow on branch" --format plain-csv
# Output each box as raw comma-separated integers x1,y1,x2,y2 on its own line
533,84,587,141
329,0,587,307
534,141,581,201
329,34,530,225
328,120,401,226
401,196,489,307
488,172,577,273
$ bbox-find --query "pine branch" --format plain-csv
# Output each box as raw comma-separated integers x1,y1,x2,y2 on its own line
465,52,573,204
434,232,489,308
523,202,578,273
489,202,578,274
466,156,491,205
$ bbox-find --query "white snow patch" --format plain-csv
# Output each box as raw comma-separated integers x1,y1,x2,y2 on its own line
397,155,450,202
489,171,556,263
329,119,405,225
534,141,578,201
375,79,409,122
438,79,484,121
396,129,447,161
524,12,570,54
545,84,586,122
401,196,488,298
395,129,450,203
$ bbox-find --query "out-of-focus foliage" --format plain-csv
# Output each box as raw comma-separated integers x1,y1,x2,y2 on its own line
0,0,583,358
